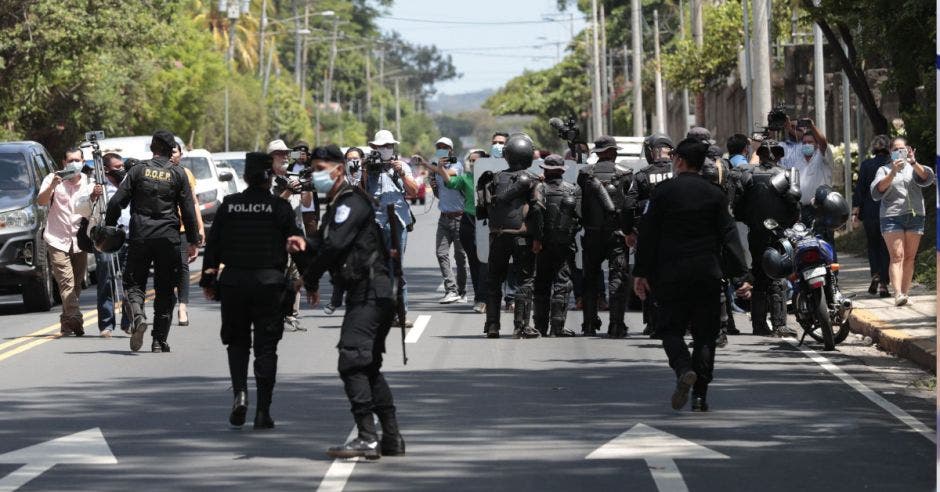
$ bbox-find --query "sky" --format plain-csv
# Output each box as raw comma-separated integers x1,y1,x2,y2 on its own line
375,0,589,96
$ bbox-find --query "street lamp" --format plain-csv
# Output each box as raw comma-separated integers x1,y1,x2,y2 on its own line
219,0,250,152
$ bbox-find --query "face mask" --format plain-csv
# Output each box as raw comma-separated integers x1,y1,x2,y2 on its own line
491,143,504,158
434,149,450,160
107,168,127,182
377,147,395,161
891,148,908,161
312,167,337,193
801,144,815,157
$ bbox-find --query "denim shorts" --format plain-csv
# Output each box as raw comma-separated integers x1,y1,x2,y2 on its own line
880,213,926,234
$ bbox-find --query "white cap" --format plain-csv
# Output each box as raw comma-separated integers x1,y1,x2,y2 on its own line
369,130,399,147
435,137,454,149
266,139,289,154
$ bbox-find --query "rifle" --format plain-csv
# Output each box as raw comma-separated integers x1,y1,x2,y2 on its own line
385,204,408,365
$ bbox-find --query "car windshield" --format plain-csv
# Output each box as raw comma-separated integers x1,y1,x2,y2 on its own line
179,157,213,180
218,159,245,176
0,153,31,191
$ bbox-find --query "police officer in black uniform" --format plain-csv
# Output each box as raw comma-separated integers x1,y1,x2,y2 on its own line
622,134,674,338
290,144,404,460
199,152,304,429
478,134,544,339
533,154,578,337
633,138,747,412
734,140,801,336
106,130,199,353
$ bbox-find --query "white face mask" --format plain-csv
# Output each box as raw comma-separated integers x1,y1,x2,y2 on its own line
377,147,395,161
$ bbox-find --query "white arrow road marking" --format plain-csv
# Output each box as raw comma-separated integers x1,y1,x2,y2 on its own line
0,428,117,491
586,423,728,492
786,338,937,444
404,315,431,344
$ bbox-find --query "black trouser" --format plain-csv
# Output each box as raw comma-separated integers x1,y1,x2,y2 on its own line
124,237,180,343
581,229,628,332
177,233,190,304
485,233,535,331
749,243,787,332
572,266,605,300
533,242,574,335
220,282,285,410
459,213,486,303
658,277,722,398
863,218,889,283
339,298,398,442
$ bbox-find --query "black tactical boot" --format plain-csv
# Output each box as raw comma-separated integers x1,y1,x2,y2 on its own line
381,434,406,456
327,437,380,460
151,340,170,353
230,390,248,426
129,315,148,352
691,396,709,412
253,409,275,430
485,323,500,339
671,370,697,410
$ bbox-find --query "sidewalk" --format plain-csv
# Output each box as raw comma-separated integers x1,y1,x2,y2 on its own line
838,253,936,373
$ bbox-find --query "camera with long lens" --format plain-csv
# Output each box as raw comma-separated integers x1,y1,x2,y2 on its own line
751,106,789,142
549,116,586,163
275,167,315,194
365,150,396,174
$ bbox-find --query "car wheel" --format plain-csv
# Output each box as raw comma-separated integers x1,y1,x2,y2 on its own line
23,253,56,312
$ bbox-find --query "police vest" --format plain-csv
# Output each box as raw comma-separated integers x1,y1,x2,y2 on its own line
542,180,578,243
131,161,183,219
218,191,287,270
488,169,536,233
582,161,629,229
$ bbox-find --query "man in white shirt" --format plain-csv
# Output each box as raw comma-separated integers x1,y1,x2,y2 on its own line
780,118,833,223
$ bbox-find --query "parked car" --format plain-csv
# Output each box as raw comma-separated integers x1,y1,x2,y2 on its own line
211,151,246,178
178,149,233,224
215,161,246,193
0,141,59,311
92,135,186,161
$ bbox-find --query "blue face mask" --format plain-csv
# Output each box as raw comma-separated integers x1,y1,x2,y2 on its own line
434,148,450,161
312,168,337,193
801,144,815,157
491,143,504,159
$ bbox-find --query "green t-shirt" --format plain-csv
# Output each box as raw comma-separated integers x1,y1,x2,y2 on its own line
444,172,475,215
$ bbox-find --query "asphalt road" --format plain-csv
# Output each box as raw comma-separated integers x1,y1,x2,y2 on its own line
0,204,934,491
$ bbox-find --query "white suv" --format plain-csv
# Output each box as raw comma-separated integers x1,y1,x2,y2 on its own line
178,149,234,224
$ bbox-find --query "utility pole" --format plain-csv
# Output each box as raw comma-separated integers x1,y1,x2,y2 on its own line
325,14,340,106
679,0,690,131
379,50,385,129
221,0,249,152
812,0,826,135
841,40,852,231
751,0,772,128
590,0,603,138
300,3,309,108
631,0,643,137
742,0,754,132
653,10,666,134
599,5,609,136
258,0,266,77
394,78,401,141
293,0,302,87
365,48,372,114
691,0,705,126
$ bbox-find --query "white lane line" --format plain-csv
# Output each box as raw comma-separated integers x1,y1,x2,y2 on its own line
405,315,431,344
786,338,936,444
316,426,359,492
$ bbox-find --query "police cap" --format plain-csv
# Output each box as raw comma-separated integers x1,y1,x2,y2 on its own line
311,144,344,163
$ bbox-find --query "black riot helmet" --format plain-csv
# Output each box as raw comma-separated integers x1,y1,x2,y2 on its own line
90,225,126,253
813,186,850,229
761,246,793,279
503,133,534,170
644,133,674,164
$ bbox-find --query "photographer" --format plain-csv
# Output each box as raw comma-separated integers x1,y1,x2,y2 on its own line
94,153,131,337
290,140,319,236
781,117,833,225
429,137,467,304
363,130,418,319
267,139,306,331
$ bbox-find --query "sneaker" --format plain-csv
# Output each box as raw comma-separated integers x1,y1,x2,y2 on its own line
438,292,461,304
284,316,306,332
671,370,697,410
457,295,467,303
100,329,113,338
716,332,728,348
895,294,908,307
473,302,486,313
323,304,336,316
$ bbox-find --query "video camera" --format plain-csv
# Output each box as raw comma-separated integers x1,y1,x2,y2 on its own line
549,116,586,163
752,106,789,142
275,167,316,194
365,150,397,174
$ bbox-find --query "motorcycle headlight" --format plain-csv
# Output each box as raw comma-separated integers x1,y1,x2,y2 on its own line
0,206,36,232
196,190,218,204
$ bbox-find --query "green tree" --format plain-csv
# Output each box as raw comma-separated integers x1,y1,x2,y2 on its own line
661,1,742,94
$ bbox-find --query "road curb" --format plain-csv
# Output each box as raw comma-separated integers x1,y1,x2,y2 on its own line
848,308,936,374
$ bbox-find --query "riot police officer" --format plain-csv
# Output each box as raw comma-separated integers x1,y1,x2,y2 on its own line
478,134,544,339
633,138,747,412
624,134,675,338
290,150,404,460
734,140,801,336
533,155,578,337
106,130,199,353
199,152,304,429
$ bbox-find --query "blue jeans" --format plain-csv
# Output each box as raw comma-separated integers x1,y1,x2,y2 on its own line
95,245,130,332
880,213,926,234
381,220,409,311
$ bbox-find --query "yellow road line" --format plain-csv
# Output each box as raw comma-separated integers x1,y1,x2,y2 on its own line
0,272,201,362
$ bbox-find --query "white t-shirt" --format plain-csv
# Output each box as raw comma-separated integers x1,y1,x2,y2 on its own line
782,146,833,205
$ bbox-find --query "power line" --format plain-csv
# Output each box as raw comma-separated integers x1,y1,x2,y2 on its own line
378,15,586,25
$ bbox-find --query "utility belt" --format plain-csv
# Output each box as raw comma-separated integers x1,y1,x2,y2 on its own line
441,211,463,219
489,225,528,236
